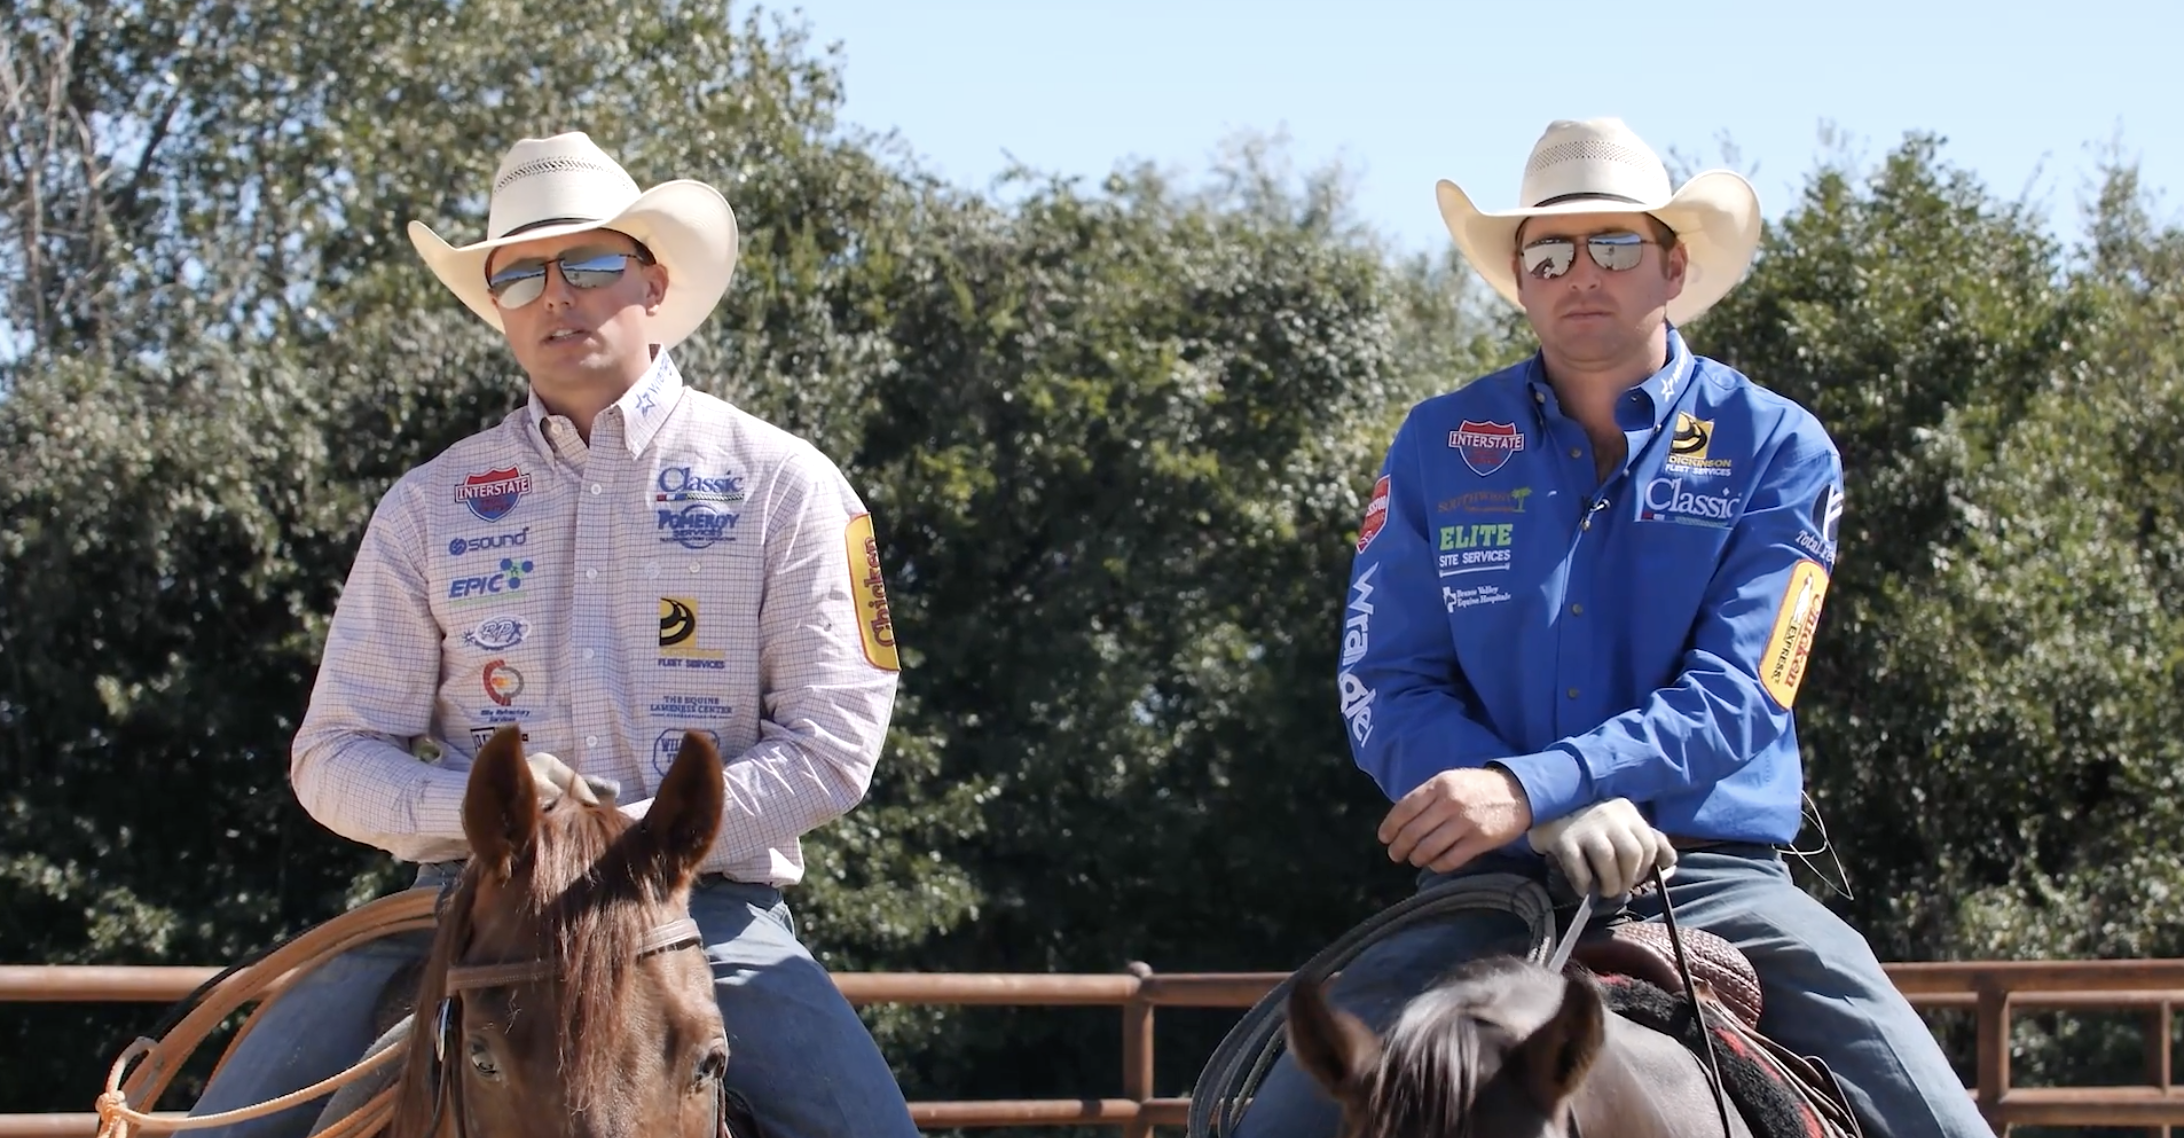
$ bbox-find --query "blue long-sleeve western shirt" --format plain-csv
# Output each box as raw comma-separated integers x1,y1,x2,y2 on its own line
1339,328,1844,846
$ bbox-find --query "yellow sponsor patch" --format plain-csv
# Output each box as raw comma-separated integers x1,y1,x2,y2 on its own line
1760,559,1829,709
844,513,900,672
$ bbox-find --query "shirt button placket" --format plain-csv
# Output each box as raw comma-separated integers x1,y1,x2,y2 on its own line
574,433,617,770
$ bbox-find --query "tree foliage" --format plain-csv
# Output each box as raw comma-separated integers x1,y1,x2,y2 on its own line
5,0,2183,1130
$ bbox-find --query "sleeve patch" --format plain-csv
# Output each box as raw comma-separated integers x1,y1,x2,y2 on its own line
1760,559,1829,709
1356,475,1392,552
844,513,900,672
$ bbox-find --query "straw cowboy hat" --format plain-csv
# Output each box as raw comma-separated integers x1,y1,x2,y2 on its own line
1435,118,1761,326
407,131,739,349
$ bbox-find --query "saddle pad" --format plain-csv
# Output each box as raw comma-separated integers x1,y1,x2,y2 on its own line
1592,973,1864,1138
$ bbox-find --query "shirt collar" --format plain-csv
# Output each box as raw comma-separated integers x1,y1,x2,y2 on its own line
1524,323,1695,431
523,348,689,460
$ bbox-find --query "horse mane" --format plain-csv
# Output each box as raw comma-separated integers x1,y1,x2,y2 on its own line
389,793,669,1133
1359,956,1541,1138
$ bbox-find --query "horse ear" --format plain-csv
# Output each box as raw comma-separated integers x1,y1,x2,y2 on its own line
633,730,725,889
1512,972,1606,1113
1285,974,1380,1104
462,725,538,880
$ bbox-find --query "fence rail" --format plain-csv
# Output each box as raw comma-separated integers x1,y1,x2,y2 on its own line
1,960,2179,1135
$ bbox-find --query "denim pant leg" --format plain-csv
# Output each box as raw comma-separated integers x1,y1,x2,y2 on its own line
1228,865,1546,1138
1626,847,1992,1138
689,878,919,1138
185,867,454,1138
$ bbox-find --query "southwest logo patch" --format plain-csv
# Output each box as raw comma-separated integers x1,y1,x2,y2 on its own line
1759,560,1829,709
844,513,899,671
1448,421,1525,476
455,468,533,523
1356,475,1391,552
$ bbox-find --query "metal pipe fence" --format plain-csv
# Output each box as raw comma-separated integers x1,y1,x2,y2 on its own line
0,959,2178,1135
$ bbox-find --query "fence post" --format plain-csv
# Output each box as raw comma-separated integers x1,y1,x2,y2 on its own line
1124,962,1155,1138
1976,983,2010,1135
2145,1000,2173,1138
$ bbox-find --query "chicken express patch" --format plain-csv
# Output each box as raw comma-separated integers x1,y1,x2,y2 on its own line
1760,560,1829,709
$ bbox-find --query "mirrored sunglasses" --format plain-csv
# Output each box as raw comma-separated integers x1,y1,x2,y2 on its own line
1519,231,1656,280
486,249,647,309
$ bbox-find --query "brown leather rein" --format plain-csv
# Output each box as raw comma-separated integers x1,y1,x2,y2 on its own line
426,917,722,1138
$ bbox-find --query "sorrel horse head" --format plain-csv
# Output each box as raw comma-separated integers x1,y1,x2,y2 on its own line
1285,954,1756,1138
383,724,744,1138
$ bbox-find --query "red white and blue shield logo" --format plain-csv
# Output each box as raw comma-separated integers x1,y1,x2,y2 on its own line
454,467,533,523
1448,420,1526,477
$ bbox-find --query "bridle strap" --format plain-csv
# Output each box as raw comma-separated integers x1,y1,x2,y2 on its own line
443,917,705,992
431,916,712,1138
1652,865,1737,1138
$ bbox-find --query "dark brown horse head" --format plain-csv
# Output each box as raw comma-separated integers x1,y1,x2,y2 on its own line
388,725,728,1138
1286,955,1739,1138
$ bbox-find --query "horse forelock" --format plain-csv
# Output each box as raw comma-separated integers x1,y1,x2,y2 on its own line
525,795,671,1108
1367,983,1496,1138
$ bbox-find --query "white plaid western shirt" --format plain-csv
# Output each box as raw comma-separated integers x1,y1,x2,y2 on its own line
292,351,901,886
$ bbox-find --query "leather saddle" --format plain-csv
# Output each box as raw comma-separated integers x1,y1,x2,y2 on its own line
1562,920,1866,1138
1566,919,1766,1031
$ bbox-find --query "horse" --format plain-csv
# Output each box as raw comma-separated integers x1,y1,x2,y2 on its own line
1284,953,1758,1138
364,723,751,1138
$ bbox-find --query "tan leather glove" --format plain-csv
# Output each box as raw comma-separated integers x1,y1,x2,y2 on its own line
1526,797,1678,899
523,751,619,806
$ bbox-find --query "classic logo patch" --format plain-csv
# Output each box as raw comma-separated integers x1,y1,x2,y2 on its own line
656,466,747,503
455,468,533,523
1356,475,1391,552
1759,560,1829,709
844,513,899,671
1448,420,1525,476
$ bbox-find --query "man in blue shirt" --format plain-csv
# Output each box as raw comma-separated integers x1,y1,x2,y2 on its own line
1235,118,1990,1138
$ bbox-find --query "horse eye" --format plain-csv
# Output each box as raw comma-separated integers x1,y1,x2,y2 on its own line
468,1036,502,1078
693,1042,728,1087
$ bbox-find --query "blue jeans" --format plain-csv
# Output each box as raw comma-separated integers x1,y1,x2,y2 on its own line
186,865,917,1138
1229,846,1993,1138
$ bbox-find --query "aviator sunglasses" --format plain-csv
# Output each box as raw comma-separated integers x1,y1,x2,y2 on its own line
1518,230,1658,281
485,245,656,309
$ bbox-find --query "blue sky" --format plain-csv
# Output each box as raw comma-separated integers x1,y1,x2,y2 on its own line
780,0,2180,258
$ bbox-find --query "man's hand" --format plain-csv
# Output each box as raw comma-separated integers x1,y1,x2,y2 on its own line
522,751,619,807
1377,766,1535,874
1526,797,1678,899
525,751,581,801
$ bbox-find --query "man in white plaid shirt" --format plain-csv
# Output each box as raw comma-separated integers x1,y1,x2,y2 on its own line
187,132,917,1138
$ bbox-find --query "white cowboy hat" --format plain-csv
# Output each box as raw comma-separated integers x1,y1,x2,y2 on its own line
407,131,739,349
1434,118,1761,326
